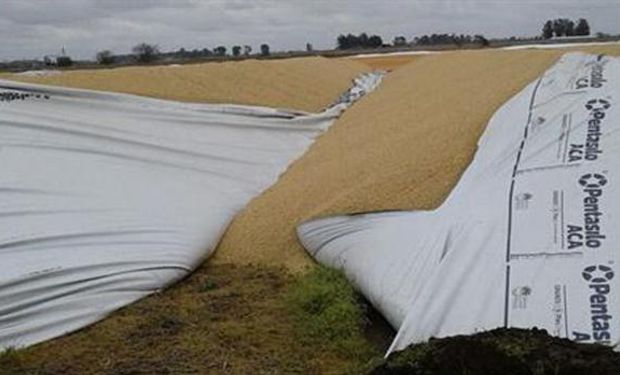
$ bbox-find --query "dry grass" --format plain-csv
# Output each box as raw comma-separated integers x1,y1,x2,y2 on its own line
0,263,384,374
213,45,620,272
2,57,369,112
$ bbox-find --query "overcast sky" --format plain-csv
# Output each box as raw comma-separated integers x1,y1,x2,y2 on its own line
2,0,619,61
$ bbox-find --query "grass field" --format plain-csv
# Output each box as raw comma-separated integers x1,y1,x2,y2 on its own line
3,46,620,374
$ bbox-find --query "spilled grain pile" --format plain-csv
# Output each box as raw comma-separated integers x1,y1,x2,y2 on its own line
4,57,369,112
347,54,419,71
213,45,620,272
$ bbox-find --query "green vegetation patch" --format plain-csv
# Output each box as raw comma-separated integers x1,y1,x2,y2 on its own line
286,266,380,365
0,263,390,374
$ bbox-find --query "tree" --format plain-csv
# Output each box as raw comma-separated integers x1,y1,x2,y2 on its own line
552,19,565,37
56,56,73,67
337,33,384,49
260,43,270,56
358,32,369,47
96,50,114,65
368,35,383,48
544,18,591,38
575,18,591,36
232,45,242,57
452,34,463,47
393,36,407,47
337,34,347,49
474,35,489,47
214,46,227,56
175,47,189,58
542,20,554,39
552,18,577,37
337,34,352,49
243,45,252,56
413,33,481,46
566,20,575,36
132,43,160,63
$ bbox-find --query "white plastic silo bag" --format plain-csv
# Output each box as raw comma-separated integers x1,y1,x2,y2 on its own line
298,53,620,353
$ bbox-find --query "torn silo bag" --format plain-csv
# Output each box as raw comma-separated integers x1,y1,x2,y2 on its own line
0,71,382,350
297,53,620,354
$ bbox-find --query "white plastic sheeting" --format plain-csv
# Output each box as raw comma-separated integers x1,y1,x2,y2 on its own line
501,41,620,51
0,72,382,350
350,41,620,60
297,53,620,353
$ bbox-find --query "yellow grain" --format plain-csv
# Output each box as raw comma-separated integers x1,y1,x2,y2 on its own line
213,45,620,272
4,57,369,112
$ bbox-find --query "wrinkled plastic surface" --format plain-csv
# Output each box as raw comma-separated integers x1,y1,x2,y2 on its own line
0,72,382,349
298,53,620,353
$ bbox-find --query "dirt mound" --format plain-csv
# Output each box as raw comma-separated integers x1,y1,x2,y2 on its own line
3,57,369,112
371,328,620,375
215,47,620,271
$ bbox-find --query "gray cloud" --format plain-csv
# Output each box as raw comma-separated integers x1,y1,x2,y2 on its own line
1,0,619,61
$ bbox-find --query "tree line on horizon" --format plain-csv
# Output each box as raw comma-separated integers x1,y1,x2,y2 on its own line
336,32,490,49
3,16,606,71
336,17,593,51
413,33,489,47
542,18,590,39
336,33,384,49
36,42,273,68
92,42,273,65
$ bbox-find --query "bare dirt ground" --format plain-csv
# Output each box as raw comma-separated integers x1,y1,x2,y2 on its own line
3,47,620,374
2,56,368,113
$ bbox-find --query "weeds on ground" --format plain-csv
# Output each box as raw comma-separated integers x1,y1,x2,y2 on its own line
0,347,28,373
286,265,381,371
0,347,17,362
0,264,387,374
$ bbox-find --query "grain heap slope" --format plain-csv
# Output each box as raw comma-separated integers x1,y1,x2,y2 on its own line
5,56,369,112
214,45,620,271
